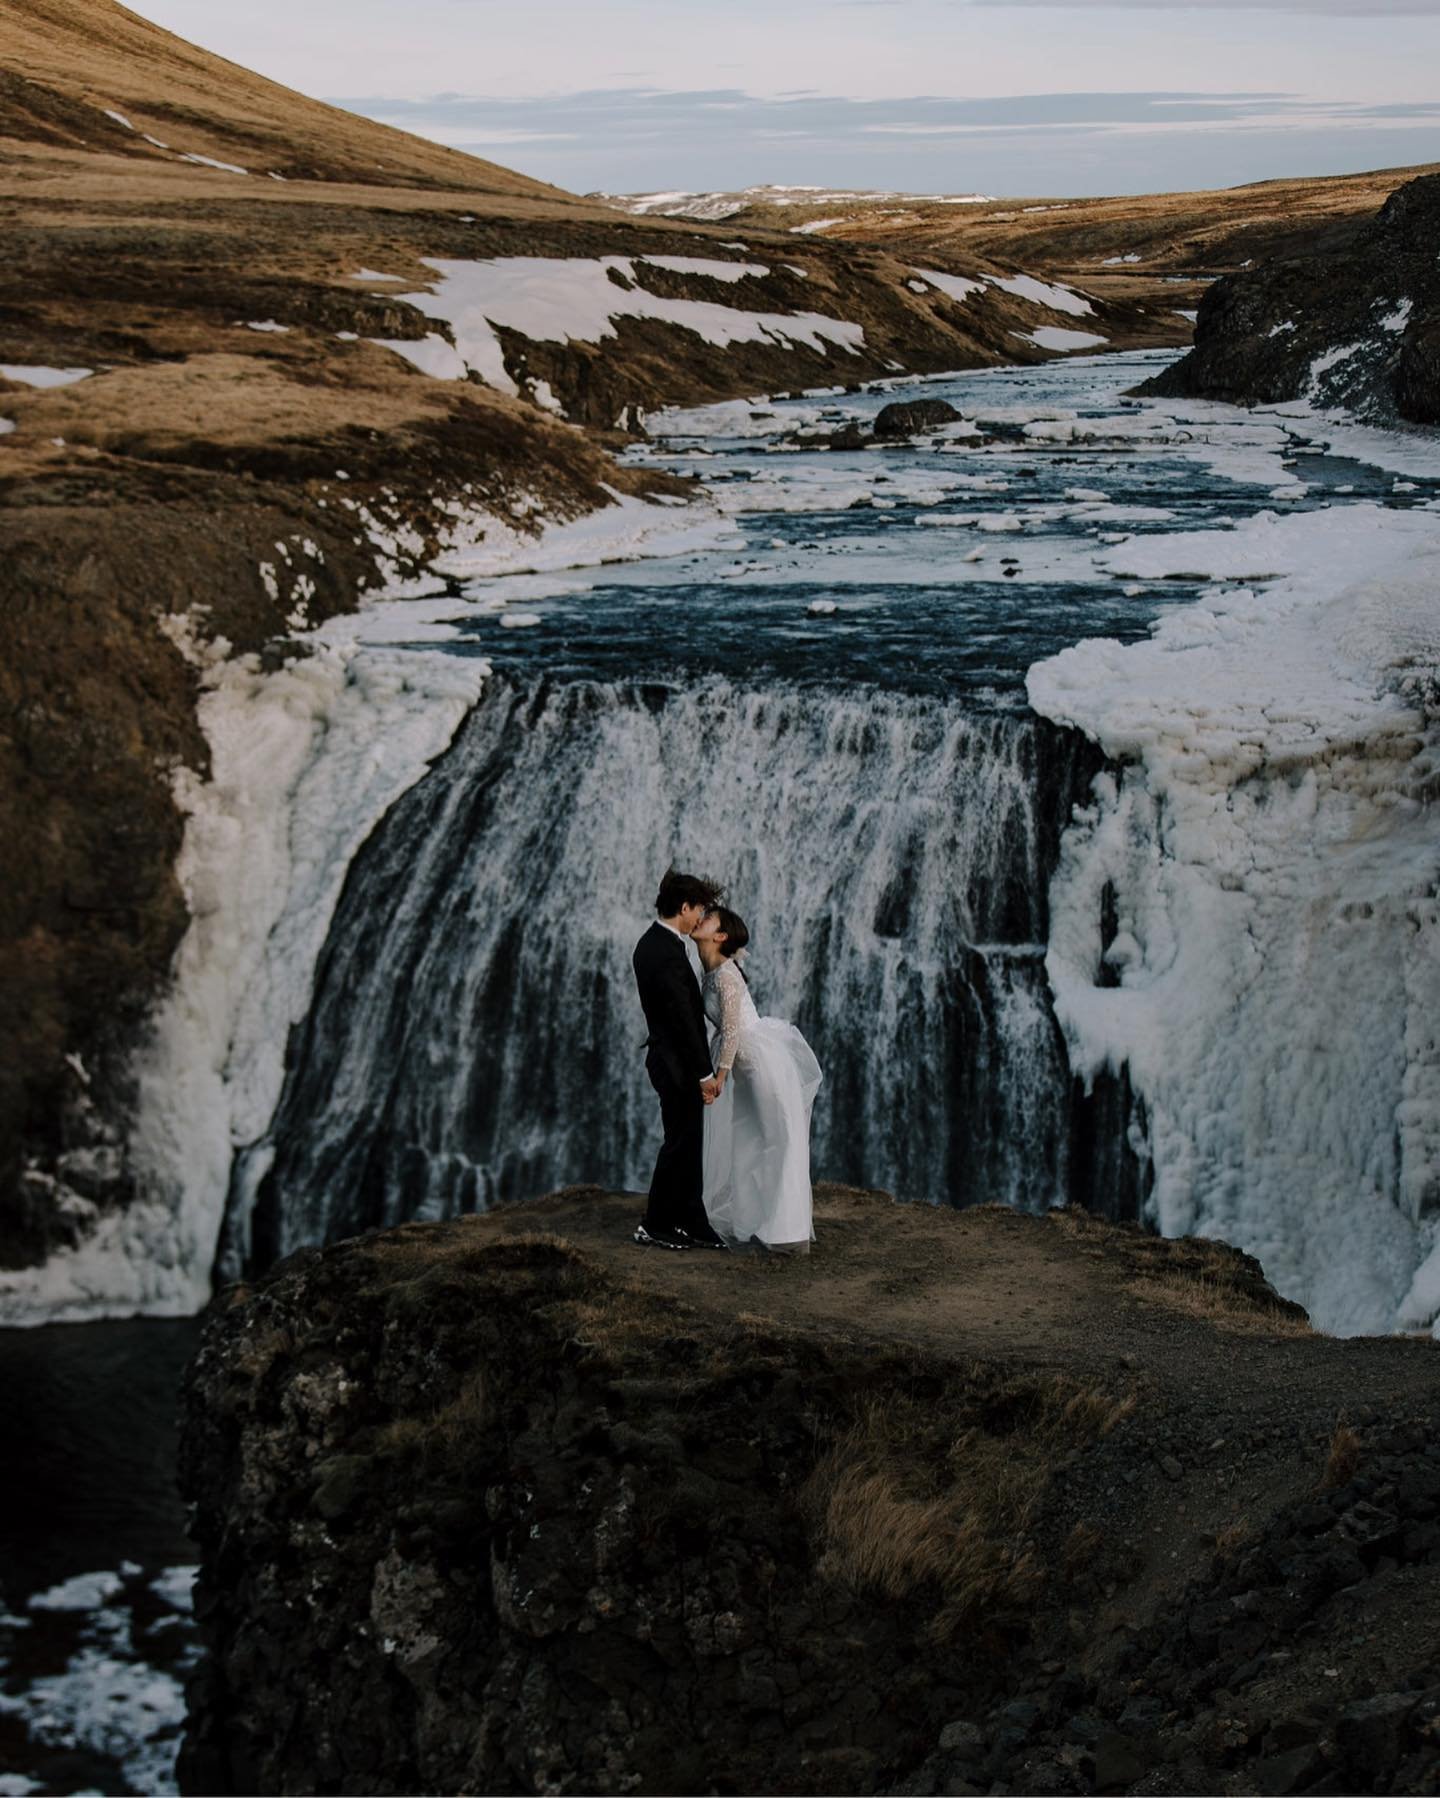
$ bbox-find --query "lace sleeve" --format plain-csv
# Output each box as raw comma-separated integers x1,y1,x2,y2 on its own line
715,961,746,1072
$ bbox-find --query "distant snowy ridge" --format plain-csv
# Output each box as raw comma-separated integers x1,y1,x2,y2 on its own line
1030,502,1440,1337
598,184,995,221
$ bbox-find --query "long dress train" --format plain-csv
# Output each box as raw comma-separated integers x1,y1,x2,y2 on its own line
701,958,823,1251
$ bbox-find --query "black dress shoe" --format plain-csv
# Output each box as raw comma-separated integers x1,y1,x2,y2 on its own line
677,1227,729,1251
633,1224,692,1251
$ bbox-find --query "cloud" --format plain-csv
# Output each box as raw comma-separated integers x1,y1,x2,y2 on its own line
333,83,1440,197
967,0,1440,11
345,85,1440,142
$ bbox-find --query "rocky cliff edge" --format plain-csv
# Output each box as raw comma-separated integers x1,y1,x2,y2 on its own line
180,1187,1440,1796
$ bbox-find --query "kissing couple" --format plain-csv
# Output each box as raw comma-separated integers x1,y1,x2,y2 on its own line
631,870,823,1254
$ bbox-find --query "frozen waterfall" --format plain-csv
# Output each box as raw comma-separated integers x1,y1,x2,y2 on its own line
223,677,1117,1273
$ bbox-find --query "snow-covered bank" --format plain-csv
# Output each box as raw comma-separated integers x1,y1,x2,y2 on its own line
0,487,730,1325
1030,504,1440,1337
0,637,488,1325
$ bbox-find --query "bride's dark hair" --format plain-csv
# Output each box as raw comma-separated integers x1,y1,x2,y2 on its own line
711,906,750,973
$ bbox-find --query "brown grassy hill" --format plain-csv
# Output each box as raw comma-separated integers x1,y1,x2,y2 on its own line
0,0,571,193
613,162,1440,336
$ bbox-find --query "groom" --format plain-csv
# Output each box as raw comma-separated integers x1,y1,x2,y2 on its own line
632,870,727,1251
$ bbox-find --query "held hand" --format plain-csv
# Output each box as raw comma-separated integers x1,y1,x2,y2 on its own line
700,1075,720,1105
713,1069,728,1096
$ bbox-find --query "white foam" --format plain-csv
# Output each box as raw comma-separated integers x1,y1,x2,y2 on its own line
29,1572,123,1612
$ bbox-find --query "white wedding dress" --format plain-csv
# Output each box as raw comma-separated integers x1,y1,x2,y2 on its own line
702,959,823,1250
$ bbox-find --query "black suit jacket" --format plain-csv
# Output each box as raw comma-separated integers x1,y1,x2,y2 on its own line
633,922,712,1089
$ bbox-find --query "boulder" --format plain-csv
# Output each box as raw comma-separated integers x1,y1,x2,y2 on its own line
873,398,964,437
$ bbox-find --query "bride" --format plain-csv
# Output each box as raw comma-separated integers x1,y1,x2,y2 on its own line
692,907,823,1252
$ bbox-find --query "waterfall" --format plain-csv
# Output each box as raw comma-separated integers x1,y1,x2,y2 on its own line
224,675,1112,1273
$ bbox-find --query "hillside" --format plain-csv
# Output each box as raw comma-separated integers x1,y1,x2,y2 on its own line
1144,172,1440,425
180,1187,1440,1795
607,163,1440,344
0,0,569,193
0,1,1166,1273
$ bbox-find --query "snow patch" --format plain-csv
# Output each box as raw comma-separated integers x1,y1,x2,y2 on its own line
370,332,468,380
990,274,1094,317
387,257,866,400
636,255,769,282
1014,327,1110,354
914,268,986,305
177,152,248,174
0,365,93,387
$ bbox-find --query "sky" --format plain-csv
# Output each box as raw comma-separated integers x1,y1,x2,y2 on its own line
130,0,1440,197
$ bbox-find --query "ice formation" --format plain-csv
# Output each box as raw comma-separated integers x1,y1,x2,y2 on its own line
1030,505,1440,1336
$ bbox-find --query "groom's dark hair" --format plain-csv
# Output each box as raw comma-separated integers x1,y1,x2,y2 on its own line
655,868,722,917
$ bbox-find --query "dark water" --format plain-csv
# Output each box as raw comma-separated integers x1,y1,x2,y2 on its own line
0,1319,201,1795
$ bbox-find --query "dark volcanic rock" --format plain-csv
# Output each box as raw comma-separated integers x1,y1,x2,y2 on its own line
180,1223,1092,1796
177,1194,1440,1797
1143,173,1440,424
873,398,964,437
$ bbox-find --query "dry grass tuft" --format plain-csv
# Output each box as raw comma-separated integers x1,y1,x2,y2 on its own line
379,1369,489,1459
1062,1521,1104,1579
1212,1515,1253,1565
1129,1269,1313,1338
804,1374,1135,1639
1321,1420,1363,1490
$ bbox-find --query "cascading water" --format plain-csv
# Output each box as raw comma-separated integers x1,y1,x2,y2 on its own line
223,675,1114,1273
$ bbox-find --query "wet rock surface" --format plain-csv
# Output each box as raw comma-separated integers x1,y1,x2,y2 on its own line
873,398,965,437
180,1189,1440,1795
1144,174,1440,425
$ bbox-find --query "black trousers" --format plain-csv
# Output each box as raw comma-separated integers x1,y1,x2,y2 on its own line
643,1061,709,1238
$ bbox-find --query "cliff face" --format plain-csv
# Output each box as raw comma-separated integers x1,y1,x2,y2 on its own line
1143,174,1440,424
179,1187,1440,1797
